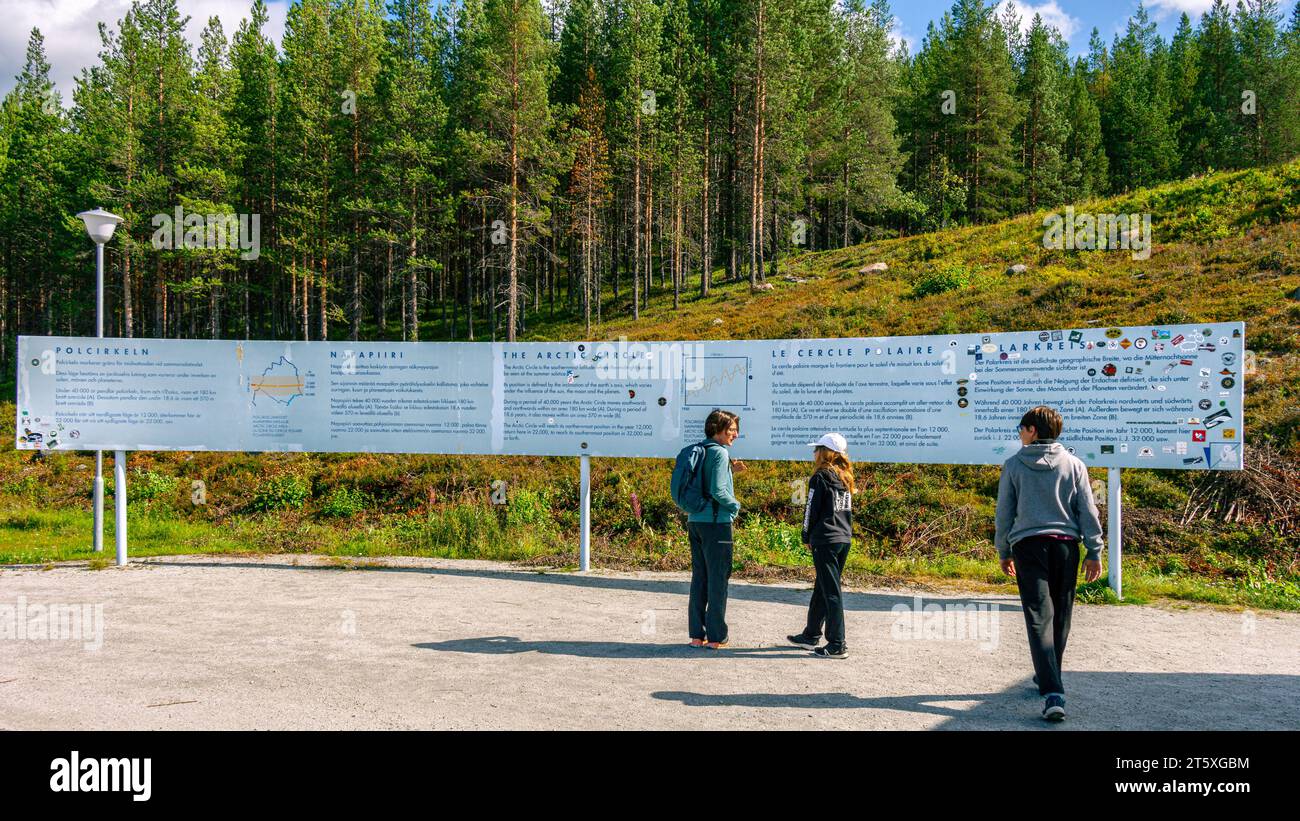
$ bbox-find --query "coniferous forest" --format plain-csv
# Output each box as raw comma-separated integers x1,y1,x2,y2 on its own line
2,0,1300,354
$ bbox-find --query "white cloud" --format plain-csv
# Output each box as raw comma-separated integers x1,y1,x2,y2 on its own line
1147,0,1216,21
890,15,918,56
996,1,1082,41
0,0,287,102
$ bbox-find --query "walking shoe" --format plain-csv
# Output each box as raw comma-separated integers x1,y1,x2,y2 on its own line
813,644,848,659
689,638,706,648
787,633,818,650
704,641,729,649
1042,695,1066,722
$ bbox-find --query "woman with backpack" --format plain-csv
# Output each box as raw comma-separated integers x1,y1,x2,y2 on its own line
788,433,855,659
670,409,743,649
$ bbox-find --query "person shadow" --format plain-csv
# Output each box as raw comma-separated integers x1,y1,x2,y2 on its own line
413,637,1298,727
413,635,806,660
650,671,1300,730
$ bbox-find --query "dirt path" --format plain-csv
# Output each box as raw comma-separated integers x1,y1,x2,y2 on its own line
1,555,1295,730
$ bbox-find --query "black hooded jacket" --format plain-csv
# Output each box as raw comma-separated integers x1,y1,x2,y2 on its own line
801,467,853,546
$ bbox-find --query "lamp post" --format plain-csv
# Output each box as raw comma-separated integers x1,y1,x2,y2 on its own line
76,208,122,559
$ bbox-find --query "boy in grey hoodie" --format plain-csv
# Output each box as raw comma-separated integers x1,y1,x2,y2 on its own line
996,405,1104,721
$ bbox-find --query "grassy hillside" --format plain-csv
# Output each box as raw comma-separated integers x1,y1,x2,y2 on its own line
3,162,1298,609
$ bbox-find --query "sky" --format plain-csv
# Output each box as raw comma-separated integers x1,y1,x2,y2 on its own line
0,0,1243,101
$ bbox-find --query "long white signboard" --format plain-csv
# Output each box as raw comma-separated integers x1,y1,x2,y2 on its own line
15,321,1245,469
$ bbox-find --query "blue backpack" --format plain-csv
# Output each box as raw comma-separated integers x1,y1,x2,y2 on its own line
670,440,718,517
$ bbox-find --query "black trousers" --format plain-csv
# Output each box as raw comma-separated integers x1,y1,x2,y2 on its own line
802,542,851,647
1012,536,1081,697
687,521,734,643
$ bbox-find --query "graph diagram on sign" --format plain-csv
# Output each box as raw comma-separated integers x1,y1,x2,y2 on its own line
249,356,305,406
684,355,750,407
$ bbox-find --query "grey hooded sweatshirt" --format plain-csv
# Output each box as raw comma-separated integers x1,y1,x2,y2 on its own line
994,441,1105,561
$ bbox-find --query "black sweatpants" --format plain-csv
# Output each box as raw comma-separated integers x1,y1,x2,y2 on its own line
803,542,851,648
1011,535,1081,697
687,521,734,643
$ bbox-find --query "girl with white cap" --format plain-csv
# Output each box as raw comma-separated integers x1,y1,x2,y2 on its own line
788,432,855,658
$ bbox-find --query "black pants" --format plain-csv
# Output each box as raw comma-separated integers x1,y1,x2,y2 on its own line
802,542,851,648
687,521,734,643
1012,536,1081,697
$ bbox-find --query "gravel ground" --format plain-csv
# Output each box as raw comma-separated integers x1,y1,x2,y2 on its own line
1,554,1296,730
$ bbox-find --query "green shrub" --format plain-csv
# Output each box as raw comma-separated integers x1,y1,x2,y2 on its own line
1122,471,1187,511
505,488,555,532
4,475,41,500
318,485,371,518
912,264,971,298
103,469,178,503
735,516,809,566
249,473,311,512
128,469,178,503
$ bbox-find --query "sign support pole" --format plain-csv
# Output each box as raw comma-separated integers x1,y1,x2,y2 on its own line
579,454,591,572
93,452,104,553
114,451,128,566
1107,466,1121,599
93,241,105,552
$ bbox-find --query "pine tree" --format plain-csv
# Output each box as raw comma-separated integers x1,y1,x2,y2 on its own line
1234,0,1286,164
900,16,965,229
177,16,242,339
1018,14,1071,210
230,0,281,338
948,0,1023,222
827,0,906,239
1189,0,1242,172
463,0,563,341
136,0,196,338
568,66,610,333
1063,58,1107,200
1,29,74,338
1169,13,1202,178
1104,3,1178,189
1276,1,1300,159
658,0,701,306
281,0,339,340
73,8,148,337
376,0,449,342
331,0,386,341
608,0,663,316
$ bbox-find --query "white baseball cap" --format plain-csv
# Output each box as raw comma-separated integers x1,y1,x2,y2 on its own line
807,432,848,454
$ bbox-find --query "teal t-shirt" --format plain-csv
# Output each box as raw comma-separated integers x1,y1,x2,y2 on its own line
686,441,741,524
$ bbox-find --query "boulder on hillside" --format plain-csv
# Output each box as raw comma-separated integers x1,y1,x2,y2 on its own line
754,282,774,291
859,262,888,273
1005,264,1028,275
711,317,724,326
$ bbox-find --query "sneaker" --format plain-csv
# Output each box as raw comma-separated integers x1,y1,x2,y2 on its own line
787,633,818,650
688,638,706,648
813,645,848,659
1042,695,1066,722
704,641,729,650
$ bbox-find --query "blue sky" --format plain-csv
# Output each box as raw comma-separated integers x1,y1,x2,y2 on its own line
0,0,1240,100
893,0,1222,57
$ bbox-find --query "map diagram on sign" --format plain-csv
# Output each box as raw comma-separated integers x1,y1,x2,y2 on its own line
250,356,305,406
685,356,749,407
